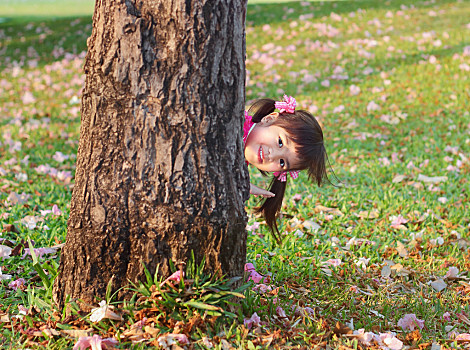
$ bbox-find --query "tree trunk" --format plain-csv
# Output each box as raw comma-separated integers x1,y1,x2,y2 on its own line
53,0,248,309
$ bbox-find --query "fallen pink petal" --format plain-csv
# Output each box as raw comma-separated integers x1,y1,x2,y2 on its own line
244,312,261,330
8,278,26,291
444,266,459,279
456,333,470,341
157,333,189,349
397,313,425,331
160,270,184,286
73,334,118,350
244,263,269,283
322,258,342,267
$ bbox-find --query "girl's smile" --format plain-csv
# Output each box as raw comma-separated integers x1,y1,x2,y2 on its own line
258,146,264,163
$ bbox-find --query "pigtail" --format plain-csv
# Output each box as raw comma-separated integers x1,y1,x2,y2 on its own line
248,99,276,123
255,177,286,244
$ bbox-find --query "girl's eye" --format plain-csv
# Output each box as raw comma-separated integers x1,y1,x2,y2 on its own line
280,159,285,168
278,137,283,147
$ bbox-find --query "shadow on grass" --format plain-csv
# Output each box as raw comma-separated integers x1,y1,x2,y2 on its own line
246,0,459,26
0,0,465,70
0,16,91,68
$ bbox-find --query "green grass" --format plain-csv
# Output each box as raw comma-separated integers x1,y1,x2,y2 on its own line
1,0,470,349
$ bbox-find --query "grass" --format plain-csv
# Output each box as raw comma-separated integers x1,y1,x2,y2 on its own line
1,0,470,349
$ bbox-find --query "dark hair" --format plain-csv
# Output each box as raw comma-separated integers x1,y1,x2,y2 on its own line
247,98,332,243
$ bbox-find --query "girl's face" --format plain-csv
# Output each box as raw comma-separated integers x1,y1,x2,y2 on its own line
244,113,301,172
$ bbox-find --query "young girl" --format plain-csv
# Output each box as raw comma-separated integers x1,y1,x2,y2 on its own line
244,95,330,243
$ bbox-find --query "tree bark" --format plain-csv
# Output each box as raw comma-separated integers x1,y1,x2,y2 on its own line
53,0,248,308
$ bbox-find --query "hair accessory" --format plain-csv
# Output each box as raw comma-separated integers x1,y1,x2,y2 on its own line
273,170,300,182
275,95,296,114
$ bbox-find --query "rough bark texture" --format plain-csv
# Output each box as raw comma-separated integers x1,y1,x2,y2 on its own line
53,0,249,308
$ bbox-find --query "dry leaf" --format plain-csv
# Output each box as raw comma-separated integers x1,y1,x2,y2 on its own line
42,328,60,337
417,174,447,184
0,314,10,322
429,279,447,292
396,241,409,258
334,321,353,335
302,220,321,231
357,210,379,219
60,329,93,338
315,205,344,216
144,325,161,338
392,174,406,183
381,265,392,278
391,264,412,277
220,339,234,350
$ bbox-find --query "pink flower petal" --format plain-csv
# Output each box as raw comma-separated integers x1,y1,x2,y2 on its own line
397,313,424,331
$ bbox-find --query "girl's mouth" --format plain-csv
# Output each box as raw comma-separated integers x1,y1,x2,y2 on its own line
258,146,264,163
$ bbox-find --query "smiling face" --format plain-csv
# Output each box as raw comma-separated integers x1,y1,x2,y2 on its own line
244,113,302,172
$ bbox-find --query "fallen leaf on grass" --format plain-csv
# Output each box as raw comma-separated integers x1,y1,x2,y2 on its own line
0,314,10,322
302,220,321,231
157,333,189,349
144,325,161,338
356,210,379,219
457,313,470,326
0,245,12,259
392,174,406,183
391,264,412,277
444,267,459,279
396,241,409,258
429,279,447,292
89,300,123,322
314,205,344,216
417,174,447,184
381,264,391,278
220,339,234,350
60,329,94,338
334,321,353,335
22,327,60,337
5,192,31,206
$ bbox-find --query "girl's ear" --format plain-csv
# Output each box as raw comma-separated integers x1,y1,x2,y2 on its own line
259,112,279,126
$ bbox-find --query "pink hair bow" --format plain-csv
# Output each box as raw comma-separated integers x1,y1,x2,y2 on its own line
273,170,300,182
275,95,296,114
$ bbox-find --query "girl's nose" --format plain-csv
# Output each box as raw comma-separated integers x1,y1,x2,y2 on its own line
269,147,283,162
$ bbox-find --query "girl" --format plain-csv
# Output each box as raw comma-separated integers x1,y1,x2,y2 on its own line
244,95,330,243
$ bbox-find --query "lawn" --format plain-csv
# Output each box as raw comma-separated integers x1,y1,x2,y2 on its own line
1,0,470,349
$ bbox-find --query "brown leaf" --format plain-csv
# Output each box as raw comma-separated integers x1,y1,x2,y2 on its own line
315,205,344,216
333,321,352,335
41,328,60,337
60,329,93,338
10,240,26,256
357,210,379,219
144,325,160,338
0,314,10,323
2,224,19,234
406,329,422,343
396,241,409,258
